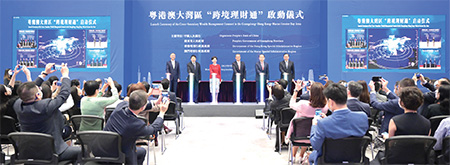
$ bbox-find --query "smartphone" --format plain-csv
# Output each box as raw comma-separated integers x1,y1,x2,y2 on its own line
161,91,169,103
268,82,275,86
372,76,382,82
104,78,109,83
318,74,327,80
152,84,160,89
53,65,61,71
415,73,421,78
18,65,23,70
315,109,322,118
56,81,62,86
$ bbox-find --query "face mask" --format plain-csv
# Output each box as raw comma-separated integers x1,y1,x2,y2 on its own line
8,70,13,76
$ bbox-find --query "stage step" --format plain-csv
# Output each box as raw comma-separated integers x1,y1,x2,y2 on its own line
182,103,265,117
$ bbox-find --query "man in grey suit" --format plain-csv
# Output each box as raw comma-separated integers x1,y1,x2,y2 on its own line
187,55,201,103
166,53,180,95
279,53,295,91
14,63,80,162
232,54,246,102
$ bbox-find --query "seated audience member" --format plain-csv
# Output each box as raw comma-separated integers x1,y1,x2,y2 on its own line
374,81,388,102
426,84,450,118
13,63,80,162
267,83,292,152
80,77,119,131
416,74,450,116
369,78,416,134
309,83,368,164
347,81,371,116
69,79,82,117
104,90,169,165
287,80,328,160
278,79,292,98
433,117,450,151
161,78,180,133
357,80,370,104
387,87,430,137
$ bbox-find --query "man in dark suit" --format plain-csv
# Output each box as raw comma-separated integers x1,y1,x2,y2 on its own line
166,53,180,95
232,54,246,102
414,74,450,116
187,54,201,103
13,63,81,163
369,78,416,134
279,53,295,91
255,54,269,102
104,90,169,165
309,83,368,164
346,81,371,116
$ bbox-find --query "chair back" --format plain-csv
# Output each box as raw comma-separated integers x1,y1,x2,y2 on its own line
104,107,115,123
164,101,177,120
430,115,450,136
70,115,105,132
319,136,370,164
77,131,125,164
384,135,436,164
1,115,17,144
176,97,183,112
441,136,450,163
280,108,296,128
8,132,58,164
291,117,313,141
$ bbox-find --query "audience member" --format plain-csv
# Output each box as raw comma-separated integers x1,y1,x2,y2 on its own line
417,74,450,117
13,63,80,163
0,65,22,121
105,81,124,109
80,77,119,131
347,81,371,116
3,68,12,85
166,53,180,95
287,80,328,160
267,83,291,152
256,54,269,102
369,78,416,134
387,87,430,137
433,117,450,151
278,79,292,98
357,80,370,104
426,84,450,118
309,83,368,164
104,90,169,165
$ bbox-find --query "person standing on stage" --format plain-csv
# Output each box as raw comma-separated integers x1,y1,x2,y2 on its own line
279,53,295,91
255,54,269,102
187,55,201,103
232,54,246,103
166,53,180,96
209,56,221,103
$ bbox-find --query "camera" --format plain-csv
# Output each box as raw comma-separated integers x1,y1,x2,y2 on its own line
267,82,275,86
372,76,382,82
52,65,62,71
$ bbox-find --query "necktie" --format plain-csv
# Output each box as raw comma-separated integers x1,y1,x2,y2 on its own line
193,62,196,69
238,61,241,70
286,61,288,69
261,62,264,70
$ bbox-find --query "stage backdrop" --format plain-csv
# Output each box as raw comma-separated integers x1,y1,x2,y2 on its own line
328,0,449,89
124,0,328,86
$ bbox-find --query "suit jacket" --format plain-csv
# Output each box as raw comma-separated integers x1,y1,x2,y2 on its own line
187,61,201,81
370,92,404,133
13,77,71,154
104,101,163,165
310,109,368,163
166,60,180,81
347,98,371,117
279,60,295,80
232,61,246,81
255,61,269,81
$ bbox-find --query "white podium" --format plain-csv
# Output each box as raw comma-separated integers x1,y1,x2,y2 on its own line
259,73,265,104
211,73,218,105
235,73,242,104
188,73,195,105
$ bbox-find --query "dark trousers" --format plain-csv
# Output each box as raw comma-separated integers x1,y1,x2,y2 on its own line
136,147,146,165
59,146,81,162
169,79,178,96
233,79,244,102
188,79,199,102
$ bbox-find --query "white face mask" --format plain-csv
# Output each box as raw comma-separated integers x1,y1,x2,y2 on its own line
8,70,13,76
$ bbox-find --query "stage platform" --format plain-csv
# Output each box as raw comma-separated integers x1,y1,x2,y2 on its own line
182,103,265,117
